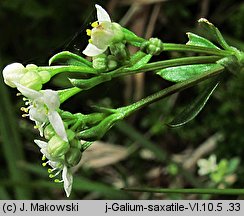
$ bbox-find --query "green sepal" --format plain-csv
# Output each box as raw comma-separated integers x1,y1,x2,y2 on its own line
198,18,231,51
49,51,92,67
186,32,220,49
125,54,153,71
157,64,220,82
169,78,220,128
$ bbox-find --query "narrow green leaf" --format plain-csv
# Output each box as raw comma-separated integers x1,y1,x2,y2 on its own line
186,32,220,49
126,54,153,71
157,64,220,82
129,51,147,64
49,51,92,67
169,78,220,127
198,18,231,51
123,187,244,195
122,27,145,47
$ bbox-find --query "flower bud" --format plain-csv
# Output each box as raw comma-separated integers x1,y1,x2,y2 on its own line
44,124,56,140
48,135,70,158
65,147,82,167
109,42,128,61
2,63,26,87
107,55,118,69
19,71,42,90
92,54,107,70
26,64,38,70
141,38,164,55
39,70,51,83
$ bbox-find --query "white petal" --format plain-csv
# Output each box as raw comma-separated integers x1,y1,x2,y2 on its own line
29,107,47,123
14,82,42,99
62,166,73,197
34,139,47,149
95,4,111,23
82,43,107,57
48,111,68,142
42,90,60,110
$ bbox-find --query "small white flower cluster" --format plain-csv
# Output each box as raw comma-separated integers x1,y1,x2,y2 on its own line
2,63,73,196
1,4,119,198
83,4,123,57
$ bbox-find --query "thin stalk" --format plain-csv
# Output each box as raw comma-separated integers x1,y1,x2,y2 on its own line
118,64,225,116
38,65,99,76
163,43,233,56
111,55,222,78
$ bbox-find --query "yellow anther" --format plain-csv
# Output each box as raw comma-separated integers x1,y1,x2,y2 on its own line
34,125,38,129
42,162,47,167
91,21,98,28
54,179,61,183
86,29,92,36
88,39,92,43
48,168,52,173
22,114,28,118
20,107,29,113
42,155,46,161
16,93,22,96
49,174,54,178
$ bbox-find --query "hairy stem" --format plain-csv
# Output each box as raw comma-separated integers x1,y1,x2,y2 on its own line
118,64,225,117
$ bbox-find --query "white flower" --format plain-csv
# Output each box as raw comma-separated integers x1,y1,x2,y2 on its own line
82,4,123,56
197,154,218,176
15,82,68,142
34,139,73,197
2,63,26,87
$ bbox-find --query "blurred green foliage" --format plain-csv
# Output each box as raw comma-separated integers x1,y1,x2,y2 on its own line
0,0,243,199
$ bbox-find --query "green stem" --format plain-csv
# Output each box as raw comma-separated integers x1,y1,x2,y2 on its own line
118,64,224,116
112,55,221,77
163,43,233,56
38,65,99,76
71,56,222,92
58,87,82,103
122,187,244,195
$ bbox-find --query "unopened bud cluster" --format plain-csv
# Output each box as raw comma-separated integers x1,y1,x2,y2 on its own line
43,124,82,168
3,63,51,90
